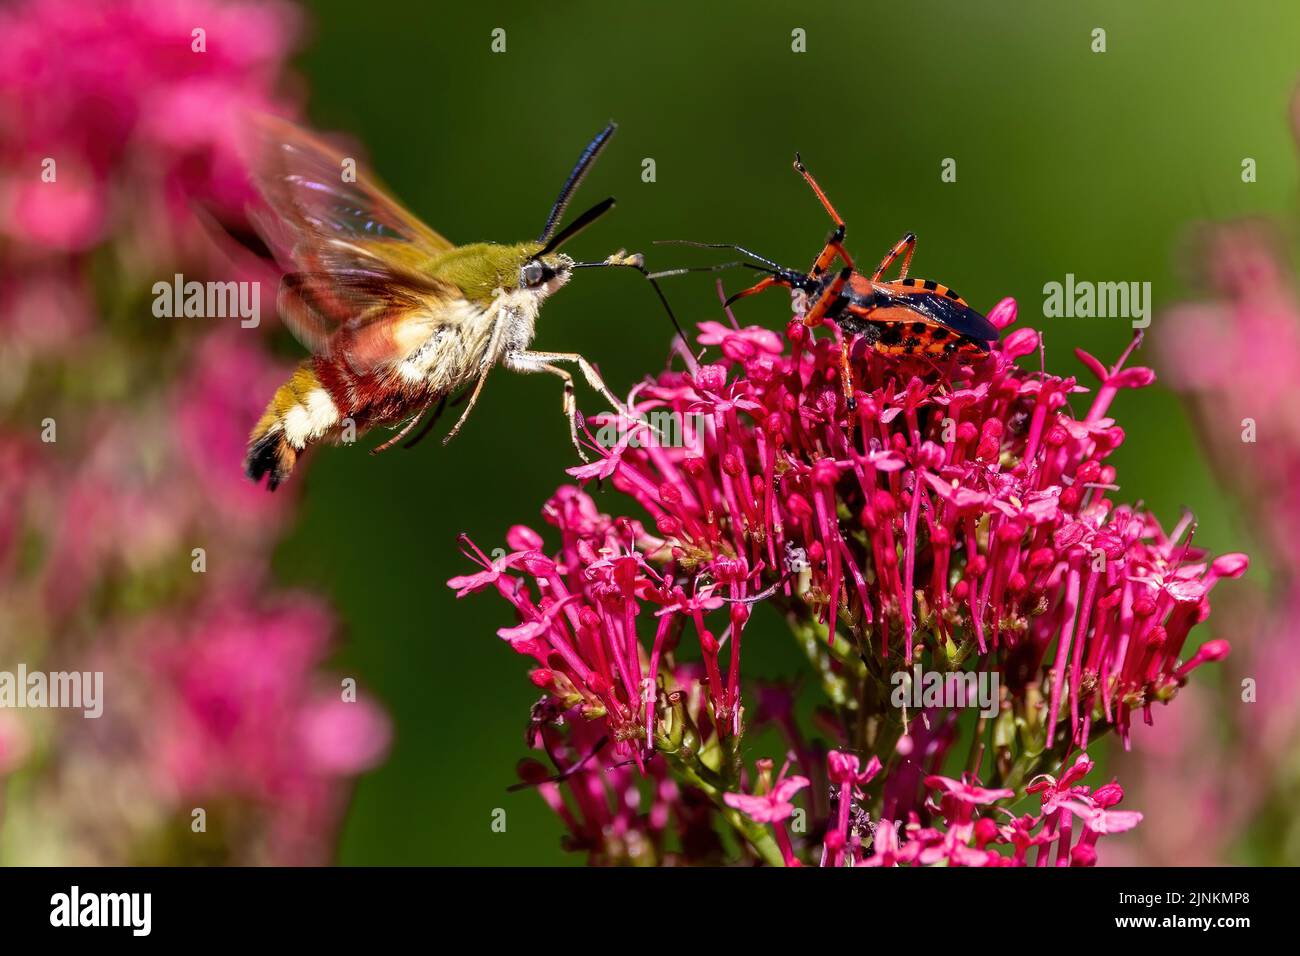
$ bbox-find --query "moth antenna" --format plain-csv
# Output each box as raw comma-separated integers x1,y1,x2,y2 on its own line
538,197,615,257
538,123,617,244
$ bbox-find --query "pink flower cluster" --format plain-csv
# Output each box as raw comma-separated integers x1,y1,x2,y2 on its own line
453,294,1242,865
726,750,1138,867
513,663,729,865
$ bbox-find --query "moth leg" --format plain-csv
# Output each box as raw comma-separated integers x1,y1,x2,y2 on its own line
507,349,669,446
442,371,492,445
371,403,431,455
403,393,449,450
506,349,629,417
503,352,587,461
555,368,587,462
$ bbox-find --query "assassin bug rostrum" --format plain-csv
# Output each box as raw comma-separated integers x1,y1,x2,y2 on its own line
659,154,998,405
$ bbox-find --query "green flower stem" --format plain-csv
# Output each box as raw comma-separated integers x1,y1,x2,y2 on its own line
662,751,785,867
787,613,864,709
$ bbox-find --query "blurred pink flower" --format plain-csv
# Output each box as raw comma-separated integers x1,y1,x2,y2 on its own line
1160,223,1300,566
299,696,392,776
0,268,94,353
174,330,294,524
1120,212,1300,865
148,591,389,804
0,0,301,254
0,712,30,776
3,171,105,252
0,434,39,574
0,0,389,864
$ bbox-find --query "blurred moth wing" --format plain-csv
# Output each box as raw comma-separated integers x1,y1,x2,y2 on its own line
245,115,463,374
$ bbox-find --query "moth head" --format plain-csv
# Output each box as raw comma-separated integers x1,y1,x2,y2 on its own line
516,250,575,298
514,122,620,303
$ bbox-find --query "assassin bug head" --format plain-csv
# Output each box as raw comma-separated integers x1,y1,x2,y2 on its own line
722,262,820,309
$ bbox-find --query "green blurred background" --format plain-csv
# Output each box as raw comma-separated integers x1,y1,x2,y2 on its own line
273,0,1300,863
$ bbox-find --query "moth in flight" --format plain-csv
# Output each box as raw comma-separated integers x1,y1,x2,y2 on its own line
243,117,657,490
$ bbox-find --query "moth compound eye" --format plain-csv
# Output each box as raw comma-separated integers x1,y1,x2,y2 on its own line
521,263,546,288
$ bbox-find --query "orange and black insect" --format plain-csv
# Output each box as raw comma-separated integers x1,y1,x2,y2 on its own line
662,154,997,399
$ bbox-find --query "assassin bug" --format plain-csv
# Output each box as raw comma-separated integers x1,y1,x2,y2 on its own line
660,154,998,404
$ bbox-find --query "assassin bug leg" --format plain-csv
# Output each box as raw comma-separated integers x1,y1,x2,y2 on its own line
723,274,781,309
794,153,847,229
839,334,857,410
793,153,854,276
872,232,917,282
800,264,857,405
810,225,853,277
802,265,852,328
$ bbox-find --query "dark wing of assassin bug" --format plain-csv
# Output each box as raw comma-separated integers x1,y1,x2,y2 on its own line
836,271,999,358
657,154,998,406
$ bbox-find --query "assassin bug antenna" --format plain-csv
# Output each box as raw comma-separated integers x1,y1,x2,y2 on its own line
646,261,745,280
651,241,814,309
538,122,617,246
655,239,786,272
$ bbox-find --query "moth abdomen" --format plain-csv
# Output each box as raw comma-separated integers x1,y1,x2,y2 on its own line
245,361,340,490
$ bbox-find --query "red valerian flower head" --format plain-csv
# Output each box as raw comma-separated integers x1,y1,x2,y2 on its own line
452,296,1241,865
